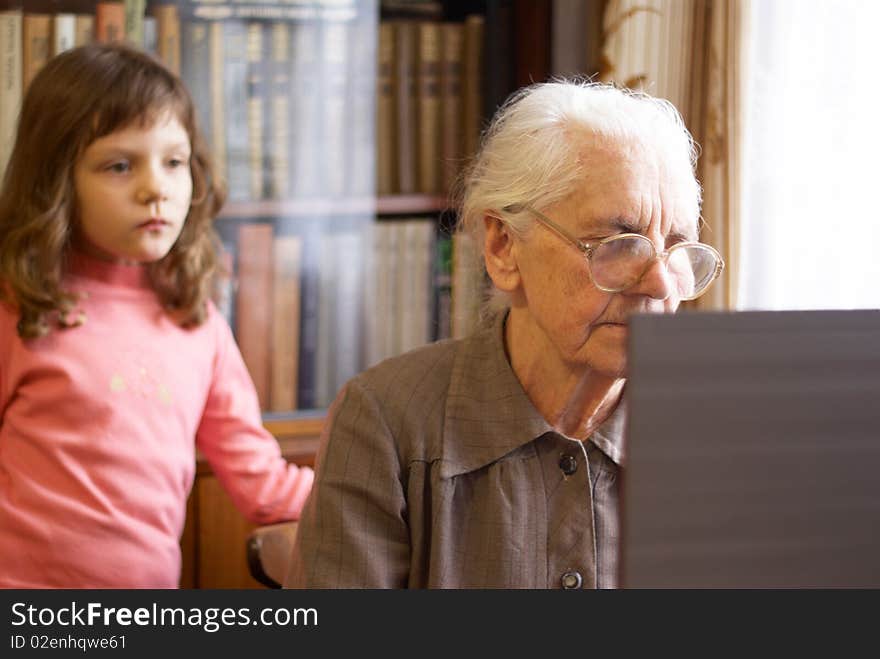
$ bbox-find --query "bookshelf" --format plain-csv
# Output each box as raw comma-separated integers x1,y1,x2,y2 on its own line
0,0,605,587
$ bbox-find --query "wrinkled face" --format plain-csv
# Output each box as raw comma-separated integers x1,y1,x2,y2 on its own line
72,112,193,264
511,135,700,378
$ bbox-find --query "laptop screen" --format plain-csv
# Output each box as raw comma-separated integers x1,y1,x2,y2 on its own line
621,309,880,588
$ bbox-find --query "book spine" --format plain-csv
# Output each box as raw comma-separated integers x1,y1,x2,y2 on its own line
313,230,337,407
154,3,181,75
433,230,453,341
375,21,396,195
142,15,157,54
52,14,76,56
319,18,349,197
270,235,302,411
223,20,250,201
74,14,94,47
393,20,418,194
416,21,441,195
440,22,463,194
0,9,22,183
289,17,320,198
245,21,267,200
208,20,227,188
296,225,321,410
462,14,485,161
180,19,212,150
22,13,51,91
123,0,145,48
235,222,274,410
346,9,377,197
268,21,290,200
333,228,364,395
95,2,126,44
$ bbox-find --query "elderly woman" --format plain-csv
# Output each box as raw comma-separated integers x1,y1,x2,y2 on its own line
286,81,723,589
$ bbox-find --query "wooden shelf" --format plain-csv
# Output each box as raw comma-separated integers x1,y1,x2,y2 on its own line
217,194,449,219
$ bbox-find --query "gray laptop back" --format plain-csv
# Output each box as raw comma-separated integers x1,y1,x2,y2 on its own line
622,310,880,587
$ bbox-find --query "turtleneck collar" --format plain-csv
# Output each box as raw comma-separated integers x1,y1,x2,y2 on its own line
67,251,152,290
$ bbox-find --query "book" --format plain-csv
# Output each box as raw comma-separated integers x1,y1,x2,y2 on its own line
392,20,417,194
296,223,321,410
124,0,145,48
288,17,321,198
313,230,337,408
451,230,482,339
52,13,76,56
95,1,126,44
74,14,94,46
268,21,290,199
319,17,349,197
235,222,274,410
0,8,22,182
180,19,212,148
416,20,441,195
375,21,396,195
433,230,453,341
154,3,180,75
363,221,385,367
332,227,365,397
208,20,226,188
143,14,157,53
245,21,268,200
397,219,434,353
461,14,484,161
346,9,377,196
270,235,302,412
439,21,463,194
223,20,250,201
22,13,51,91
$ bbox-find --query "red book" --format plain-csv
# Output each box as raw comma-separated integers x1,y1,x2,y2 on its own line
235,223,274,410
95,2,125,44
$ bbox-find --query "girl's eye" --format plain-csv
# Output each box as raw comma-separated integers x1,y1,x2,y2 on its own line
106,161,130,173
167,157,189,169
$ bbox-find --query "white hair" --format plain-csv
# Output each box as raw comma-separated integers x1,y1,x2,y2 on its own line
454,80,701,315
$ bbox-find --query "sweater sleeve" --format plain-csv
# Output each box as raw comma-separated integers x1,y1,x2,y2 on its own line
285,377,410,588
195,309,314,524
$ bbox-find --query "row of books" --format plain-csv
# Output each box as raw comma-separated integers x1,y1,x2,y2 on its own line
0,1,376,200
376,15,484,197
223,217,447,412
0,1,182,181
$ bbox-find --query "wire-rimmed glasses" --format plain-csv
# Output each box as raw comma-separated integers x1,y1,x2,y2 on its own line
504,203,724,301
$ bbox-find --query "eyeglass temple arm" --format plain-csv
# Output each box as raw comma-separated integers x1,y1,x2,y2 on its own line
502,204,592,255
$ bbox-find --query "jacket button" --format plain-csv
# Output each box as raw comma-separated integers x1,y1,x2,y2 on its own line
559,454,578,475
561,571,583,589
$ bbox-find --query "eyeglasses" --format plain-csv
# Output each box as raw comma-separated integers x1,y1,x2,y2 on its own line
504,203,724,301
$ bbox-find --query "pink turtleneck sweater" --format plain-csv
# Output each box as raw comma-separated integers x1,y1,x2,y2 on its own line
0,254,314,588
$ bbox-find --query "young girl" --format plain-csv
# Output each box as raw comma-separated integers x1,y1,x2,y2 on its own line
0,44,313,588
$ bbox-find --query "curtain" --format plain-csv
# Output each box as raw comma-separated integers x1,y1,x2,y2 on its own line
600,0,751,310
738,1,880,310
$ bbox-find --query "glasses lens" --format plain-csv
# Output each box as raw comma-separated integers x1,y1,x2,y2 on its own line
591,235,655,290
591,237,720,297
668,244,720,299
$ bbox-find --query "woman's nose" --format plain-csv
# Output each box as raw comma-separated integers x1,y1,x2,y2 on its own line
627,256,674,300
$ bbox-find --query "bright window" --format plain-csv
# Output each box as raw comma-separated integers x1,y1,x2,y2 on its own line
739,0,880,310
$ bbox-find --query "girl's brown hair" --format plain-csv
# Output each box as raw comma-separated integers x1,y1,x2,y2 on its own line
0,42,226,339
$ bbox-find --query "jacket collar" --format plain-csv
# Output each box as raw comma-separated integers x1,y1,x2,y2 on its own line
440,311,626,478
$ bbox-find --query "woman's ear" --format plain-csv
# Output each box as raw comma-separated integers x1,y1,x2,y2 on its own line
483,214,521,293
